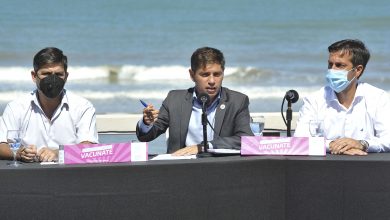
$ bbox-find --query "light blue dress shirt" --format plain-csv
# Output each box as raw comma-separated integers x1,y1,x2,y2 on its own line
185,91,220,148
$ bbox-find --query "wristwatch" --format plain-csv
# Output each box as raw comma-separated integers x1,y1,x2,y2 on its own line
359,140,369,152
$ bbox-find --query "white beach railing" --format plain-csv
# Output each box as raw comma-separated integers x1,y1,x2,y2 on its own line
0,113,298,133
96,112,298,133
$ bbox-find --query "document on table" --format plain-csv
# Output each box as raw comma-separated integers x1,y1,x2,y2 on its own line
207,148,241,155
151,154,197,160
40,161,59,165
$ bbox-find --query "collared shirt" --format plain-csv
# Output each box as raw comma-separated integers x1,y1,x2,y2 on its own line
185,91,220,147
0,89,98,150
138,89,220,148
294,82,390,152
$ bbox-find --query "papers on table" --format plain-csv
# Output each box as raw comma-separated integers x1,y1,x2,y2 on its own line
40,161,58,165
151,149,240,160
151,154,197,160
207,148,241,155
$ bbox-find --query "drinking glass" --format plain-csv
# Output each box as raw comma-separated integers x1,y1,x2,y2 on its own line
7,130,22,167
309,120,324,137
250,116,265,136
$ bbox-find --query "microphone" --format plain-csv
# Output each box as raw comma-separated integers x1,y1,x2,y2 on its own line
198,93,210,106
197,93,211,157
285,90,299,103
281,90,299,137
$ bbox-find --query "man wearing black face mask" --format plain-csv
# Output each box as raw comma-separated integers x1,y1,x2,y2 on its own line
0,47,98,162
36,73,66,99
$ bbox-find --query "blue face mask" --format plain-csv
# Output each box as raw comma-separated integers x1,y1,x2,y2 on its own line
326,68,356,93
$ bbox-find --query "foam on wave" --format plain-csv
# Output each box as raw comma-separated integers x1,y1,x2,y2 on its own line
1,65,267,82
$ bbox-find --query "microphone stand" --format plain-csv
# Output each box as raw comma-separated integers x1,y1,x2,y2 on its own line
286,100,292,137
282,90,299,137
197,101,212,158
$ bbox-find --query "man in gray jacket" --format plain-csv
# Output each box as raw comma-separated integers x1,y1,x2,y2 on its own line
136,47,253,155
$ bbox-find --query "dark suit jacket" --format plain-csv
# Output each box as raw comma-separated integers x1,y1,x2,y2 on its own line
136,87,253,153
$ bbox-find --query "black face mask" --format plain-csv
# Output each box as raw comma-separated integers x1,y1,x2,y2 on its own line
37,74,65,98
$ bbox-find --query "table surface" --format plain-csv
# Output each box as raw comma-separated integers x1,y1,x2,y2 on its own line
2,152,390,169
2,153,390,220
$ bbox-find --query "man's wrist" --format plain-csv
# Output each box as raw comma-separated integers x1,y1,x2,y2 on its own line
197,144,203,153
359,140,369,152
198,142,213,152
141,118,151,126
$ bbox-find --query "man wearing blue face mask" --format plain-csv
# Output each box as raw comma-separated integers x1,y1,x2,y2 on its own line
295,39,390,155
0,47,98,162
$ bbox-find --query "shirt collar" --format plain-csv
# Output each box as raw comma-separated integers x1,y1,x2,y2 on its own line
326,81,365,101
192,88,221,111
31,89,68,109
326,82,365,108
354,81,365,98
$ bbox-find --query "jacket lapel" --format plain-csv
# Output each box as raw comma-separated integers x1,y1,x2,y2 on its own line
180,88,194,146
214,87,228,136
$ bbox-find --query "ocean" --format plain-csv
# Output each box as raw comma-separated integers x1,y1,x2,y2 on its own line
1,0,390,115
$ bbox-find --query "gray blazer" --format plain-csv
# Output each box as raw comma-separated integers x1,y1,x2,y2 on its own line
136,87,253,153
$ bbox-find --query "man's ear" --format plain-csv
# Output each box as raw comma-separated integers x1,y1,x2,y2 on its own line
64,72,69,82
31,71,37,83
189,69,195,82
356,65,364,79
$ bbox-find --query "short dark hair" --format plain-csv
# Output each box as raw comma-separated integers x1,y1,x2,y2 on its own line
328,39,370,71
190,47,225,72
33,47,68,72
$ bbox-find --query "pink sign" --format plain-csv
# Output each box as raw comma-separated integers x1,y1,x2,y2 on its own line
61,142,148,164
241,136,326,156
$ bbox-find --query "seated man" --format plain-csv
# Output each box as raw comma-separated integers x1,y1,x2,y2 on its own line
0,47,98,162
136,47,253,155
294,39,390,155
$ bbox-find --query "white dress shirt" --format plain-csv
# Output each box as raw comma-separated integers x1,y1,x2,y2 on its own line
0,89,98,150
294,82,390,152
